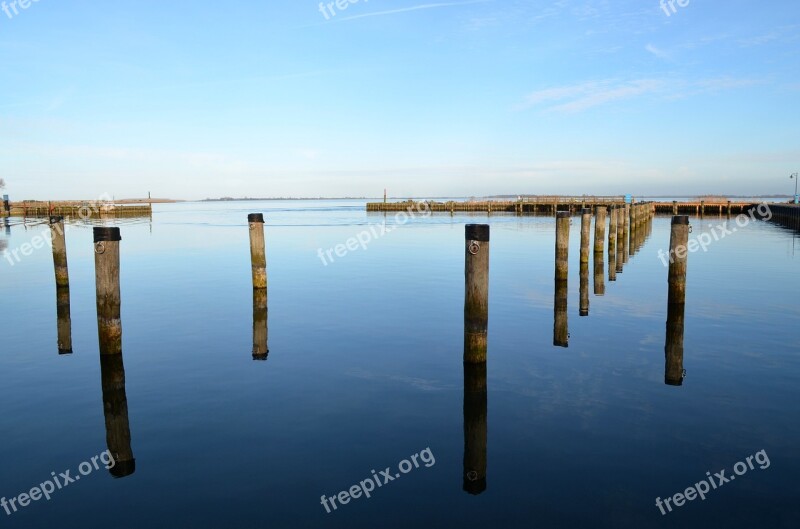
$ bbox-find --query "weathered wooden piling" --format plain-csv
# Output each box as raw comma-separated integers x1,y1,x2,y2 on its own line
608,206,617,255
594,206,607,255
56,286,72,355
580,208,591,265
100,353,135,477
664,302,685,386
555,212,570,281
93,227,122,355
615,210,624,274
672,201,678,215
622,204,630,264
608,208,617,282
248,214,267,290
668,216,690,305
252,288,269,360
463,363,487,495
49,216,69,288
554,212,570,345
464,224,490,364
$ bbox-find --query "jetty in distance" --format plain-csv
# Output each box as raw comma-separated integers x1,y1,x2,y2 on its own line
366,195,789,215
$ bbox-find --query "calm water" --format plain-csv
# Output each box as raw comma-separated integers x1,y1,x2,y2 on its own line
1,200,799,528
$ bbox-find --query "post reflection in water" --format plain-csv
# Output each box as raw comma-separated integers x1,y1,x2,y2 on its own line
56,286,73,355
99,354,136,477
252,288,269,360
593,251,605,296
553,279,569,347
463,363,487,495
579,260,589,316
665,300,686,386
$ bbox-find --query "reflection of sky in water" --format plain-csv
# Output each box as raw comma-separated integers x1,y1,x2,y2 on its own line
0,201,798,529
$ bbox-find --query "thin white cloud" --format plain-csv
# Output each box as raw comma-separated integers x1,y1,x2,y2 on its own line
336,0,493,23
520,76,764,113
645,43,670,60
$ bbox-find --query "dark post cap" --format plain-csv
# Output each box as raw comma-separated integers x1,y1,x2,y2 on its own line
248,213,265,223
581,208,592,215
465,224,490,241
93,227,121,242
672,216,690,225
556,211,570,219
49,216,64,224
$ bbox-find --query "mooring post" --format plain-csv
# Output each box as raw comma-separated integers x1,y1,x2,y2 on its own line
664,302,686,386
49,216,69,289
554,212,570,345
100,354,136,477
464,224,490,364
616,206,624,253
594,206,607,255
463,363,487,494
673,201,678,215
608,206,617,254
580,208,591,265
56,286,72,355
248,214,267,290
668,216,690,305
252,288,269,360
555,212,570,281
94,227,122,355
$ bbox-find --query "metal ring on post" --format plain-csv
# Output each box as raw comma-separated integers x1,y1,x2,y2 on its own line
466,471,478,482
94,242,106,255
468,241,481,255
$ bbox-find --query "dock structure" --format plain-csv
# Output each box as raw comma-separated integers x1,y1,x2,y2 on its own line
767,204,800,231
367,197,759,215
7,201,152,219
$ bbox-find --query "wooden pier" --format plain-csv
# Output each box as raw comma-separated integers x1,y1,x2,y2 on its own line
4,200,152,219
366,197,761,215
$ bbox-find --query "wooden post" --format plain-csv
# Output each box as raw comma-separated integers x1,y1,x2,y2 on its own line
384,188,387,204
248,214,267,290
673,201,678,215
555,212,570,281
580,208,591,265
94,227,122,355
49,216,69,289
664,302,685,386
463,363,487,494
56,286,72,355
700,200,705,217
622,204,630,264
464,224,489,364
608,207,617,282
594,206,607,255
100,354,136,477
608,206,617,254
252,288,269,360
554,212,570,346
615,208,624,274
727,200,732,218
668,216,690,305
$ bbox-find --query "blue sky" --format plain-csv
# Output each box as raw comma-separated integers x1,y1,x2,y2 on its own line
1,0,799,199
